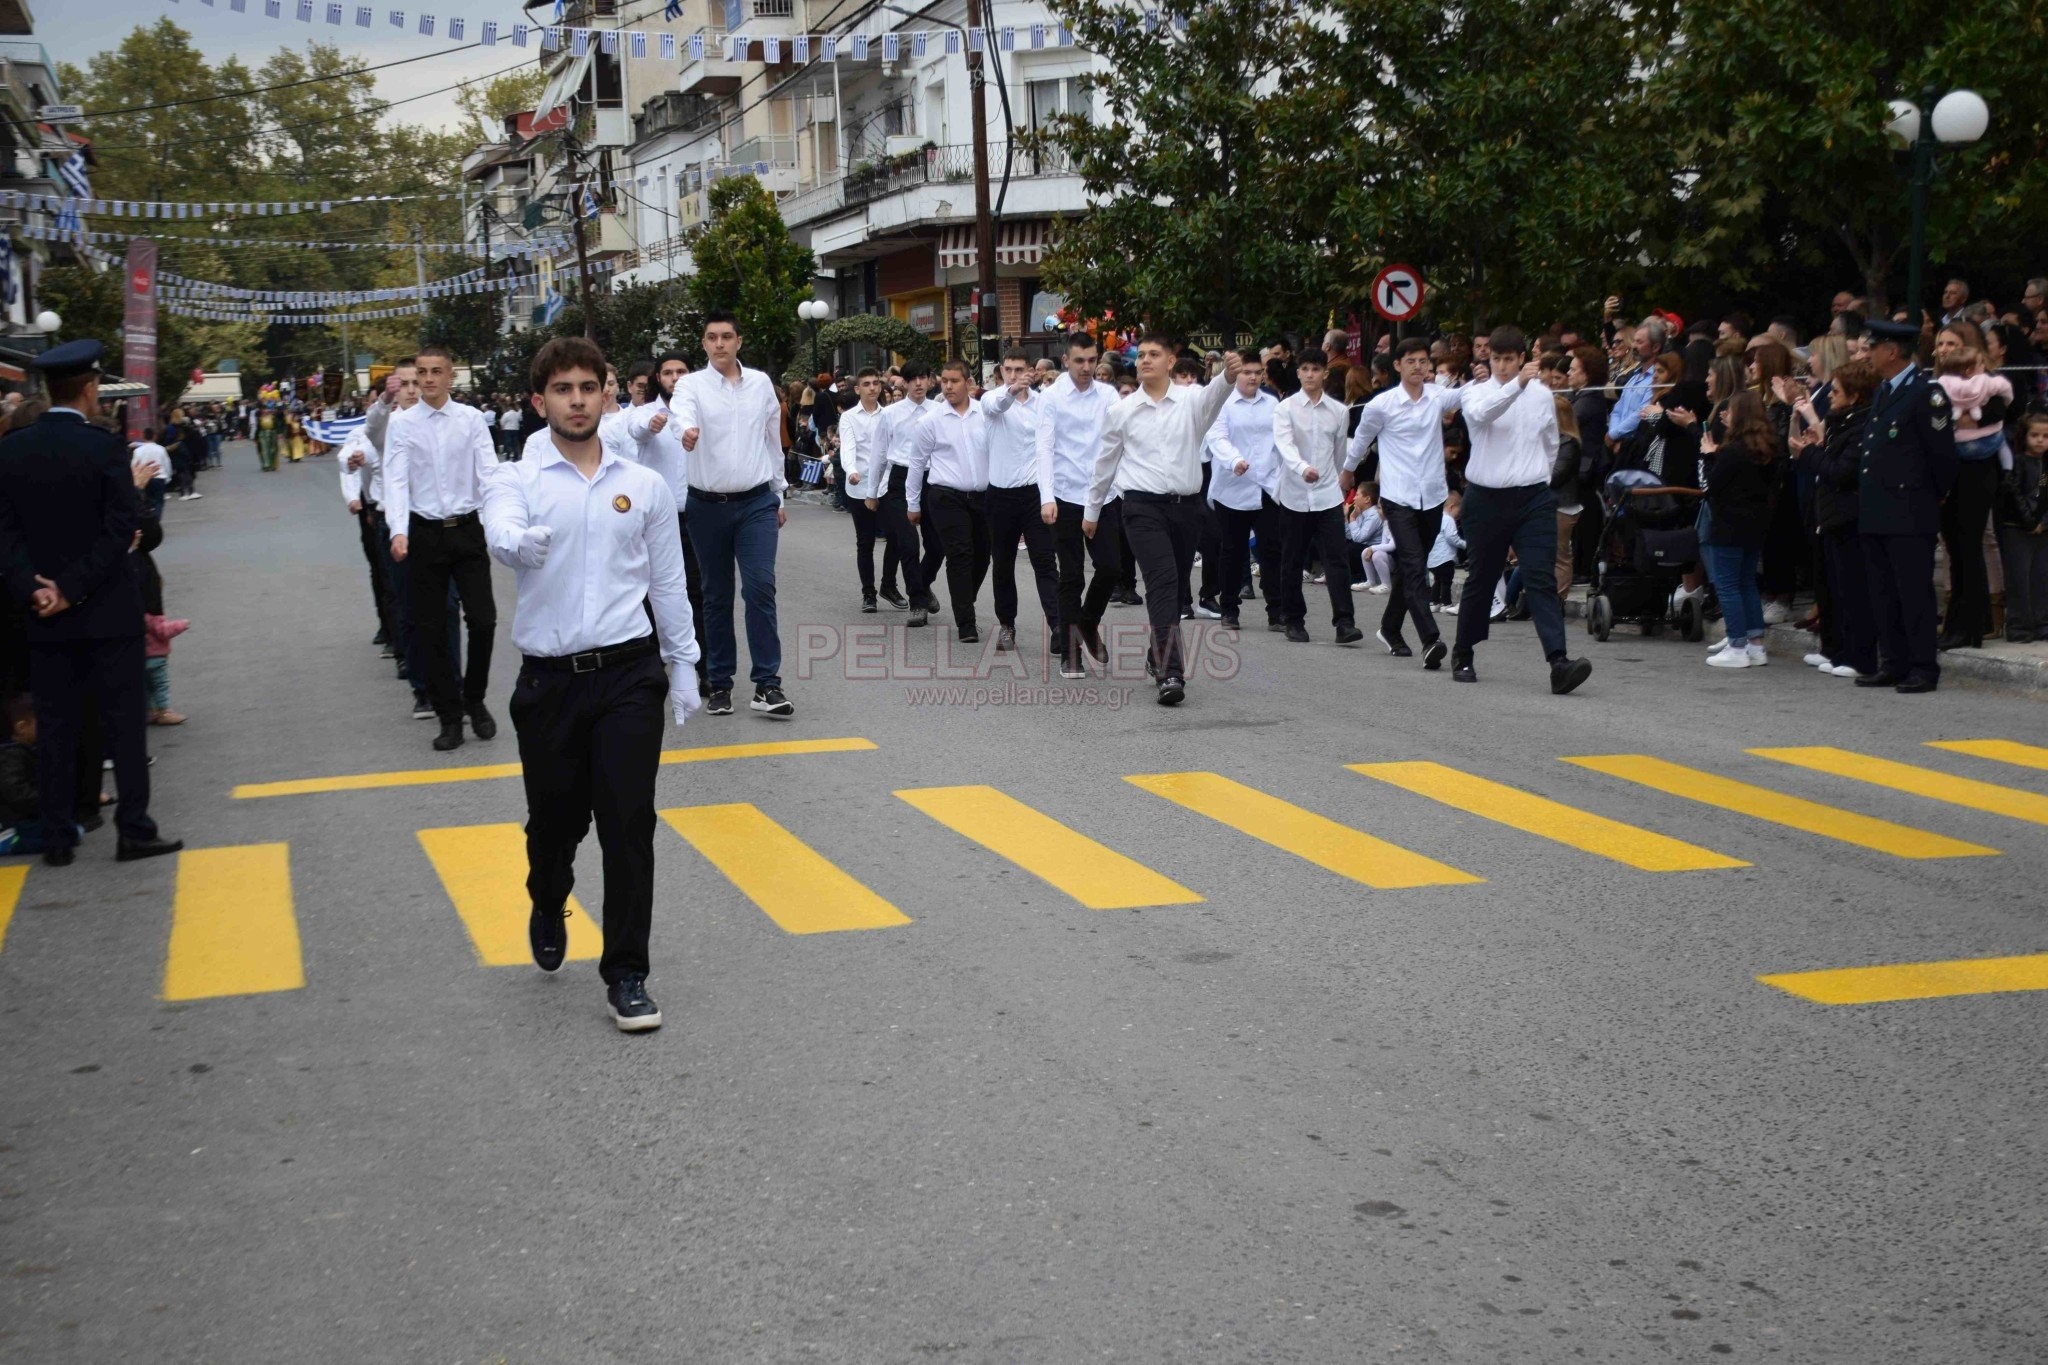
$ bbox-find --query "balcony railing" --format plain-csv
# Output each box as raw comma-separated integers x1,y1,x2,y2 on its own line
841,142,1072,210
725,0,794,26
729,134,801,169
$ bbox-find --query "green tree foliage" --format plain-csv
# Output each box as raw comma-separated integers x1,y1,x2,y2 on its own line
456,70,548,143
35,266,261,405
779,314,941,387
685,178,815,379
476,281,698,398
1033,0,1344,343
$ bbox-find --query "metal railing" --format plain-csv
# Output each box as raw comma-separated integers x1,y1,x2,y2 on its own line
729,134,802,168
683,25,730,62
840,141,1073,210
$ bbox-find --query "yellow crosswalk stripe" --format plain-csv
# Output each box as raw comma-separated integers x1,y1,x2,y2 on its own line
1562,755,1998,860
1126,771,1482,888
1347,761,1749,872
1751,746,2048,827
1925,738,2048,773
418,825,603,967
897,785,1203,909
661,804,910,934
162,845,304,1001
0,863,25,954
232,737,879,799
1760,952,2048,1005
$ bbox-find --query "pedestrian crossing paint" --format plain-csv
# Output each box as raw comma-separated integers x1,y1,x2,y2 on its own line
1561,755,1999,860
896,784,1203,910
1126,772,1483,889
0,863,25,954
1927,739,2048,772
1347,762,1749,872
661,804,911,934
1760,952,2048,1005
162,845,304,1002
1751,747,2048,828
417,824,603,967
231,737,879,799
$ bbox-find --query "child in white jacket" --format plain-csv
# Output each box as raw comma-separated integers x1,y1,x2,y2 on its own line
1428,490,1465,609
1343,482,1397,591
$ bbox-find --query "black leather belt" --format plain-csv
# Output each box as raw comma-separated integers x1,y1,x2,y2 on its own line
687,481,772,503
1122,490,1199,504
420,510,480,527
523,637,659,674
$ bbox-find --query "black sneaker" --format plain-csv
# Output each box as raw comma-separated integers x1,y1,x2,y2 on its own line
878,588,909,610
1180,605,1195,621
908,608,928,628
1157,675,1186,706
1195,598,1222,619
1220,615,1241,631
1118,589,1144,607
372,629,388,646
1451,653,1477,683
922,591,944,614
467,703,497,740
1421,638,1448,671
1284,623,1310,643
995,625,1016,652
606,975,662,1033
1334,623,1365,646
1549,657,1593,695
411,692,436,720
1058,648,1087,680
432,720,466,751
1375,628,1412,657
704,688,734,715
379,644,397,659
529,903,568,973
861,590,879,614
751,686,794,719
1079,620,1106,661
958,625,979,644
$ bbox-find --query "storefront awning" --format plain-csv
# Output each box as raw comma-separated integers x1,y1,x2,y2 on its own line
534,50,594,122
938,220,1049,271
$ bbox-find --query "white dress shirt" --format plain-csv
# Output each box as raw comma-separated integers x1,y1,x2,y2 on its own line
498,407,521,434
623,397,689,503
906,400,990,511
521,426,555,462
1461,374,1559,489
383,394,497,539
870,395,931,489
1203,389,1279,511
668,363,785,499
336,427,382,505
597,409,635,468
1085,374,1233,522
980,386,1052,502
480,436,700,688
1035,375,1120,507
1270,389,1348,513
1345,382,1464,510
837,402,885,490
131,441,168,484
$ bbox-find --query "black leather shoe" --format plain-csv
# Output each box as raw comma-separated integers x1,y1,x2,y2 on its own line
1421,638,1448,671
922,592,944,615
995,626,1016,652
1894,676,1939,694
1284,623,1310,643
1550,657,1593,695
42,845,74,867
1334,624,1365,646
116,836,184,862
908,608,928,628
1220,615,1241,631
861,590,879,614
467,704,497,740
1853,672,1901,688
607,975,662,1033
79,814,105,834
529,903,568,973
958,625,979,644
1452,654,1478,683
1080,620,1106,661
878,588,909,610
432,720,466,751
1157,675,1186,706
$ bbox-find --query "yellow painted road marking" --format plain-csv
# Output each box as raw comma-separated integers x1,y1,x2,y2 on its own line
897,785,1203,909
1126,771,1482,888
1753,746,2048,827
0,863,25,954
1925,739,2048,774
661,804,910,934
1562,755,1997,860
1347,761,1749,872
1761,953,2048,1005
231,737,879,799
162,845,304,1001
418,825,602,967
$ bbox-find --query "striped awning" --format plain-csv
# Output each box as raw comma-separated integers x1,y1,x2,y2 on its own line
938,220,1048,270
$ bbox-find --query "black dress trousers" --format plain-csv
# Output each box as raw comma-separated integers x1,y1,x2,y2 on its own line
406,513,497,722
30,636,156,851
876,464,930,601
509,649,668,985
1120,493,1204,677
1278,505,1356,629
923,485,992,632
1053,497,1124,645
1378,499,1444,646
986,483,1060,635
1862,532,1940,683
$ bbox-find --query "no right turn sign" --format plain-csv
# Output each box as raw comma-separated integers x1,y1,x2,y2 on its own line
1372,264,1426,323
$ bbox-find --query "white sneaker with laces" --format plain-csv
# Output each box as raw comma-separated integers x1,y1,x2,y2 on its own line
1762,600,1791,625
1707,648,1751,669
1746,643,1769,666
1826,663,1860,677
1803,653,1830,668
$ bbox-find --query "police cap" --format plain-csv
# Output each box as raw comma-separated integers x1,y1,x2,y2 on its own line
1861,318,1920,346
26,339,106,382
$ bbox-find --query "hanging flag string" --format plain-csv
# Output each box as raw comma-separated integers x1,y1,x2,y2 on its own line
20,223,567,257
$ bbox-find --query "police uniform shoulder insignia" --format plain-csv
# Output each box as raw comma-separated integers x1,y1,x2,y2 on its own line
1927,388,1948,409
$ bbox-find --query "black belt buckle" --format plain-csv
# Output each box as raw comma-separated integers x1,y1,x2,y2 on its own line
571,649,604,673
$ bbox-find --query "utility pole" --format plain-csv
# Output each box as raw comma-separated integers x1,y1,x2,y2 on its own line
339,308,351,399
964,0,997,378
413,226,429,320
564,133,597,340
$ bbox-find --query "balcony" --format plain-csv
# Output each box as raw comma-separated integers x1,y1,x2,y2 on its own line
677,26,740,95
840,142,1072,211
725,0,796,30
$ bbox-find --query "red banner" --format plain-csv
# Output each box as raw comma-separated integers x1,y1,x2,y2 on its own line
123,238,158,441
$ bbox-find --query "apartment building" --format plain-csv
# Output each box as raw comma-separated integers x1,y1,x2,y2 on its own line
0,0,88,385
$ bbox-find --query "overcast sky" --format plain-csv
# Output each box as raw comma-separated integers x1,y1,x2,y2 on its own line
36,0,542,136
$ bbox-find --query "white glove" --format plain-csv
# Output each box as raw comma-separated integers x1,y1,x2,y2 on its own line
517,524,553,568
669,664,701,724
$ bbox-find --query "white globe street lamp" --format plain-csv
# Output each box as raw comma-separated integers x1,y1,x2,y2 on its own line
1888,87,1990,323
34,309,61,335
798,299,832,373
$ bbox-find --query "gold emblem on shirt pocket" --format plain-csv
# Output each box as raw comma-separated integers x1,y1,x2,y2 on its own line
613,494,632,513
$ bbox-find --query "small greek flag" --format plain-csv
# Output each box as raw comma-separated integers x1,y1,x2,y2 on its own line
481,19,496,43
600,29,616,54
573,27,589,54
419,13,434,34
793,33,808,60
630,30,646,57
59,151,92,200
354,6,370,24
325,3,342,23
448,16,464,38
660,32,675,58
882,33,897,59
912,31,927,56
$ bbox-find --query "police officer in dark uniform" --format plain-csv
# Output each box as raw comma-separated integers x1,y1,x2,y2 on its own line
0,341,183,865
1855,318,1958,694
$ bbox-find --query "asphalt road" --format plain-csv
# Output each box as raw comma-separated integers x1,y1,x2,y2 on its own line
3,441,2044,1363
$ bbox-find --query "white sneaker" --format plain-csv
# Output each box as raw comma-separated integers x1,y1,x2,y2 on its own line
1370,584,1390,594
1762,601,1791,625
1707,648,1751,669
1707,638,1735,658
1351,581,1369,593
1803,652,1830,668
1826,663,1861,677
1444,602,1459,615
1746,643,1769,666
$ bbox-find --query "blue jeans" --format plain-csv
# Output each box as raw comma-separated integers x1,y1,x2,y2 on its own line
1703,542,1763,643
685,486,782,691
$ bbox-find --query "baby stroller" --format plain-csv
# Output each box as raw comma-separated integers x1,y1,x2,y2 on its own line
1586,469,1709,642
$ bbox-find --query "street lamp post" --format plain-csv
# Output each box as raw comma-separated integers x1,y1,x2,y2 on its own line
799,298,832,375
1885,88,1989,325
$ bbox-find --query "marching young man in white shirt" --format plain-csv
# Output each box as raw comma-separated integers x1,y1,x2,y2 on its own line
1203,351,1281,633
1452,325,1593,694
907,358,993,643
1344,336,1463,669
836,368,901,613
481,336,700,1033
865,360,941,627
979,348,1059,653
384,344,501,751
336,420,394,660
1271,350,1365,646
1085,334,1242,705
624,350,706,681
669,310,794,719
1039,333,1124,679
